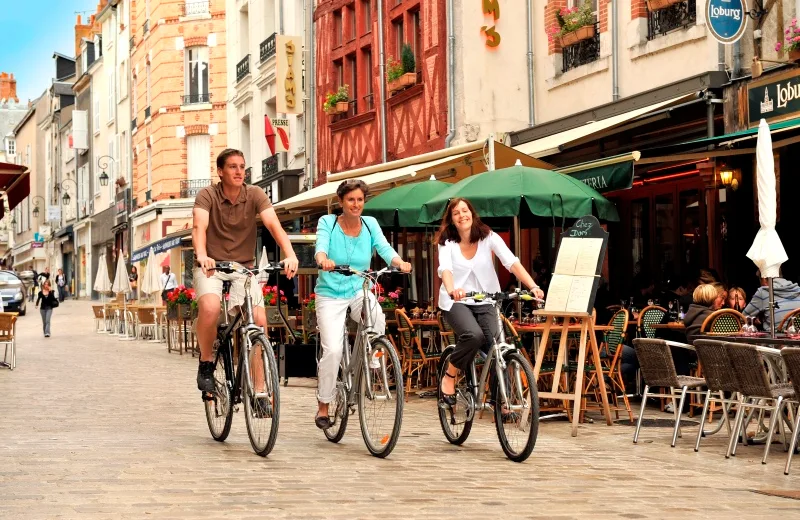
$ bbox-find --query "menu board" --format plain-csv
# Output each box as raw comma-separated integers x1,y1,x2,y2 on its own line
544,216,608,315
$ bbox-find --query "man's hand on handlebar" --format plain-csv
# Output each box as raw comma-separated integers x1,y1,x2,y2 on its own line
319,258,336,272
283,256,299,279
197,255,216,277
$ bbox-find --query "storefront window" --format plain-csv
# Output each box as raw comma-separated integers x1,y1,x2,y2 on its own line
680,189,703,274
655,193,675,280
631,199,650,279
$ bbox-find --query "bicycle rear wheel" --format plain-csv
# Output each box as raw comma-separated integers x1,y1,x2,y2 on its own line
357,336,404,458
204,347,233,442
494,351,539,462
324,366,350,443
242,334,280,457
437,348,475,445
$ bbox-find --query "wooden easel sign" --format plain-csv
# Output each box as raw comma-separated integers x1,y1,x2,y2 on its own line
533,215,612,436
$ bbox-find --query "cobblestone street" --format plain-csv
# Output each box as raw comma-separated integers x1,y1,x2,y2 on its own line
1,300,799,519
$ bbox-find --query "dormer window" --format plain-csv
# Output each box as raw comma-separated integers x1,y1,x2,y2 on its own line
94,34,103,58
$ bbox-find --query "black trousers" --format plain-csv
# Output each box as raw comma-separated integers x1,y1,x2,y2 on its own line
443,303,499,373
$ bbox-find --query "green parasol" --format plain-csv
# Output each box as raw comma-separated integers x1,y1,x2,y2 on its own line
363,178,450,227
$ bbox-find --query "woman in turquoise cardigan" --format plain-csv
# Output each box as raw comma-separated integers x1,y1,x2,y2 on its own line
313,179,412,430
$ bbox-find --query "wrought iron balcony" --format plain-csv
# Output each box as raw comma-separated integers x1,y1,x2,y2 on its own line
236,55,251,82
131,117,137,131
562,22,600,73
182,93,211,105
244,167,252,185
143,19,149,35
182,0,209,16
180,179,212,198
260,33,277,62
144,106,151,119
262,156,278,178
364,93,375,112
647,0,696,40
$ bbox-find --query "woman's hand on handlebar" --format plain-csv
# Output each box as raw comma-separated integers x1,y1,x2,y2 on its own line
197,255,216,277
397,261,412,273
530,286,545,300
450,287,467,301
319,258,336,272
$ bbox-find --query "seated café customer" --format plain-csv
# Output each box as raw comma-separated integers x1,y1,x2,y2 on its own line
743,271,800,332
727,287,746,312
684,284,723,344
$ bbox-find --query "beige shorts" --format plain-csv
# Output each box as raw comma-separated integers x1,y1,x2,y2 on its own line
193,268,264,312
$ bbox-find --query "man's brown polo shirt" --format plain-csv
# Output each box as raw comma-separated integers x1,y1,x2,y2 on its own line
194,182,272,264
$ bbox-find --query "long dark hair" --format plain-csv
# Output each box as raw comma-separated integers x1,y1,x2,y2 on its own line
435,198,491,245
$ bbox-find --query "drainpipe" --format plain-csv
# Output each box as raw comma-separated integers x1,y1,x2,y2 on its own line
377,0,388,162
306,0,316,188
279,0,284,35
526,0,535,127
444,0,457,146
611,0,620,101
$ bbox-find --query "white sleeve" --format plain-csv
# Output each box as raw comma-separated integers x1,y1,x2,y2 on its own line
488,232,519,271
437,242,453,278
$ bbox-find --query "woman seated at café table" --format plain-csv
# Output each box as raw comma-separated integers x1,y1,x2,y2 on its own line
684,283,724,345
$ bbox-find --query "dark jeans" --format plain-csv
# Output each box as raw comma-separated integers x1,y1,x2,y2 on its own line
40,308,52,336
443,303,499,373
57,285,66,302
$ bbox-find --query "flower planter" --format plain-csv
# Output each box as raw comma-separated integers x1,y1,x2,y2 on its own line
382,307,397,322
388,73,417,94
790,49,800,62
302,307,317,332
645,0,682,11
325,101,349,115
167,304,194,320
558,24,596,47
264,306,286,326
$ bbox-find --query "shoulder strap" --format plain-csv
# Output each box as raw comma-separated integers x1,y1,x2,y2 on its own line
330,215,372,237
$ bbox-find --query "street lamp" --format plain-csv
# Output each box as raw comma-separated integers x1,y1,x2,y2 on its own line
31,196,45,219
96,155,114,187
57,178,79,207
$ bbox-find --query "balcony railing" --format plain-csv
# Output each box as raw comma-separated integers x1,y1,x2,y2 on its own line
182,0,210,16
131,117,137,131
260,32,277,62
143,19,149,35
144,106,151,119
182,93,211,105
262,156,278,179
180,179,212,198
364,93,375,112
562,22,600,73
647,0,696,40
236,55,251,82
244,167,252,185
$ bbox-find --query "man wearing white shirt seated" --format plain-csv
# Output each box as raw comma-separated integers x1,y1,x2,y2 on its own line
160,266,178,303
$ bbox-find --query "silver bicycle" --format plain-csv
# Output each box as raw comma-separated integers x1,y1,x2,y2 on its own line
322,265,407,458
438,290,540,462
203,260,286,457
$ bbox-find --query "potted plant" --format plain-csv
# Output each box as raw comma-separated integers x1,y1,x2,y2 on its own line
547,1,596,48
386,56,405,93
302,293,317,331
777,20,800,61
373,283,403,321
166,285,197,320
262,285,288,326
323,84,350,115
400,43,417,86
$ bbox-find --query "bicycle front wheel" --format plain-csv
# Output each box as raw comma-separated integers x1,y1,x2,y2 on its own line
204,348,233,442
324,365,350,443
357,336,404,458
437,347,475,445
494,351,539,462
242,334,280,457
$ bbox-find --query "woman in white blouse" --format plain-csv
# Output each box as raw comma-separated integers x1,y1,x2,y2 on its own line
436,198,544,406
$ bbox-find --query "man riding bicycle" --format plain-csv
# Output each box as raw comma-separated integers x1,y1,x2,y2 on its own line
192,148,299,397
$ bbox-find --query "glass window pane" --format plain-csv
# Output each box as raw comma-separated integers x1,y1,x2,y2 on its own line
655,193,675,281
631,198,650,280
680,189,703,275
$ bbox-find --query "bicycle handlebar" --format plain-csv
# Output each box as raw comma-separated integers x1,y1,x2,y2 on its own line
463,290,544,303
212,260,285,276
326,265,409,277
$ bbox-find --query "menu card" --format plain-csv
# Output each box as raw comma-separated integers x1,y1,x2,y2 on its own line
544,222,606,314
553,237,603,276
544,274,597,314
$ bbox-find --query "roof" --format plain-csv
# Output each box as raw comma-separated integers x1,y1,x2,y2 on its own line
52,82,75,97
52,52,76,62
0,107,27,150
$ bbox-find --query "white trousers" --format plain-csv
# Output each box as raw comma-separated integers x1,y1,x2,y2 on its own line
315,291,386,403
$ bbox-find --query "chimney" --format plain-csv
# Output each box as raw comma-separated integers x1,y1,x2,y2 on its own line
0,72,19,104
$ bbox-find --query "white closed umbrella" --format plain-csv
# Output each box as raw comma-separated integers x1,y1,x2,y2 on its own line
112,254,133,340
258,246,269,284
93,254,112,332
746,118,788,336
139,248,163,341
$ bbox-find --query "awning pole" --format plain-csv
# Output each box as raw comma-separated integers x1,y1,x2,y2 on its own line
488,135,496,171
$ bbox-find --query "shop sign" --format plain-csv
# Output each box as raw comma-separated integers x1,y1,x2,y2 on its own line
276,35,303,115
480,0,501,48
568,162,634,194
747,69,800,126
131,236,182,263
47,206,61,222
31,242,43,248
706,0,746,44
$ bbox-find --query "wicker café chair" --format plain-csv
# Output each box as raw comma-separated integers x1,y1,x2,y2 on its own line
582,309,633,423
692,339,741,453
437,311,456,350
0,312,18,370
396,308,440,398
701,309,744,335
632,338,706,447
724,342,795,462
637,305,667,339
780,347,800,475
778,308,800,333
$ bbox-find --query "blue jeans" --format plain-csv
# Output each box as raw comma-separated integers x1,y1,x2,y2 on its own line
40,308,52,336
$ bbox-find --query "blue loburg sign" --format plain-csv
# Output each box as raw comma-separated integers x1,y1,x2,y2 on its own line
706,0,747,44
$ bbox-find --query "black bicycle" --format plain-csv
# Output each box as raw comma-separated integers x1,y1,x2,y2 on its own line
204,260,287,457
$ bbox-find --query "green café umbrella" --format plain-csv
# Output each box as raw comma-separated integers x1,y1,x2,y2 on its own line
419,164,619,224
363,177,450,227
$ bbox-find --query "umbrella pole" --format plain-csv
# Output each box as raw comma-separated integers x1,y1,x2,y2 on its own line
120,296,135,341
769,278,777,338
150,298,160,343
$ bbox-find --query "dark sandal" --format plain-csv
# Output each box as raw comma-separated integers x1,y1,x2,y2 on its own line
438,370,459,408
315,412,332,430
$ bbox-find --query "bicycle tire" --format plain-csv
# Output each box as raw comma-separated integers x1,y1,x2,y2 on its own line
437,347,474,445
324,366,350,443
242,334,281,457
357,336,404,458
494,350,539,463
204,347,233,442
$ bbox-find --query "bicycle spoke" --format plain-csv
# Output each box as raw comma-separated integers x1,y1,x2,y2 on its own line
242,335,280,457
358,338,404,457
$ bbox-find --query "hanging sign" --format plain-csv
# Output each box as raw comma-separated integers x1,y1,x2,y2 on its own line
706,0,747,44
276,35,303,114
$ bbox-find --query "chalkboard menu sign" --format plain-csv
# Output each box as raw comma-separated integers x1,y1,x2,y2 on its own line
282,234,318,274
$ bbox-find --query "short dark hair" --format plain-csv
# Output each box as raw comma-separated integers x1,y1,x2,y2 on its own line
435,198,491,245
336,178,369,199
216,148,245,169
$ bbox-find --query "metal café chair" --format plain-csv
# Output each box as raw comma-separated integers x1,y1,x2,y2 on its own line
632,338,706,447
779,347,800,475
692,339,740,453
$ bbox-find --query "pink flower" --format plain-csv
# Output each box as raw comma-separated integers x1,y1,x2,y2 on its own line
388,291,399,299
378,296,386,303
793,35,800,42
777,42,784,51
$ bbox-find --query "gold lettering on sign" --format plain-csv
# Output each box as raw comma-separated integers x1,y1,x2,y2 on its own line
284,40,296,109
481,0,501,48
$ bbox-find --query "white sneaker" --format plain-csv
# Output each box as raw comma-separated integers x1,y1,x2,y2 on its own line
665,403,675,413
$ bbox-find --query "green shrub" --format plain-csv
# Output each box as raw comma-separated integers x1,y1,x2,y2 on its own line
401,43,415,74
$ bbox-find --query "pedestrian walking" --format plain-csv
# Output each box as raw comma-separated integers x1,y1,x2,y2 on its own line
160,266,177,304
129,265,138,301
55,269,67,302
35,280,59,338
29,268,39,302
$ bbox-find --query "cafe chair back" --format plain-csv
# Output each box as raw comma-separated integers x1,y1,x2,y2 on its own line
692,339,740,452
0,312,17,370
700,309,744,335
778,308,800,333
637,305,667,339
779,347,800,475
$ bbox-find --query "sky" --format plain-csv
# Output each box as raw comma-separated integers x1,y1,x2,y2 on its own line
0,1,98,103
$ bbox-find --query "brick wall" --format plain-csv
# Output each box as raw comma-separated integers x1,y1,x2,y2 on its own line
632,0,648,19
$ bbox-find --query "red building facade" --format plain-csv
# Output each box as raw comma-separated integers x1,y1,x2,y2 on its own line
314,0,448,179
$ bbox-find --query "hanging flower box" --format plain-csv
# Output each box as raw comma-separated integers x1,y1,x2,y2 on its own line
325,101,349,115
645,0,683,11
558,24,596,47
302,307,317,331
790,49,800,63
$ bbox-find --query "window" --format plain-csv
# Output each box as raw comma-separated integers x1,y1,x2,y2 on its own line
334,10,343,47
93,95,100,134
362,0,372,33
107,71,115,122
295,114,305,153
6,139,15,156
412,10,422,62
347,3,356,41
94,34,103,58
81,45,88,74
119,61,127,101
132,73,138,115
146,146,152,191
393,18,404,57
184,47,209,103
187,134,211,180
347,54,357,114
146,63,151,110
118,131,127,182
363,49,373,110
335,60,344,88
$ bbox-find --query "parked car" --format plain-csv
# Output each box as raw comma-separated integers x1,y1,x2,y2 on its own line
0,271,27,315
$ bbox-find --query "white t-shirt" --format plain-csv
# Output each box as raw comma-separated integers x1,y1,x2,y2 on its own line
160,272,178,291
